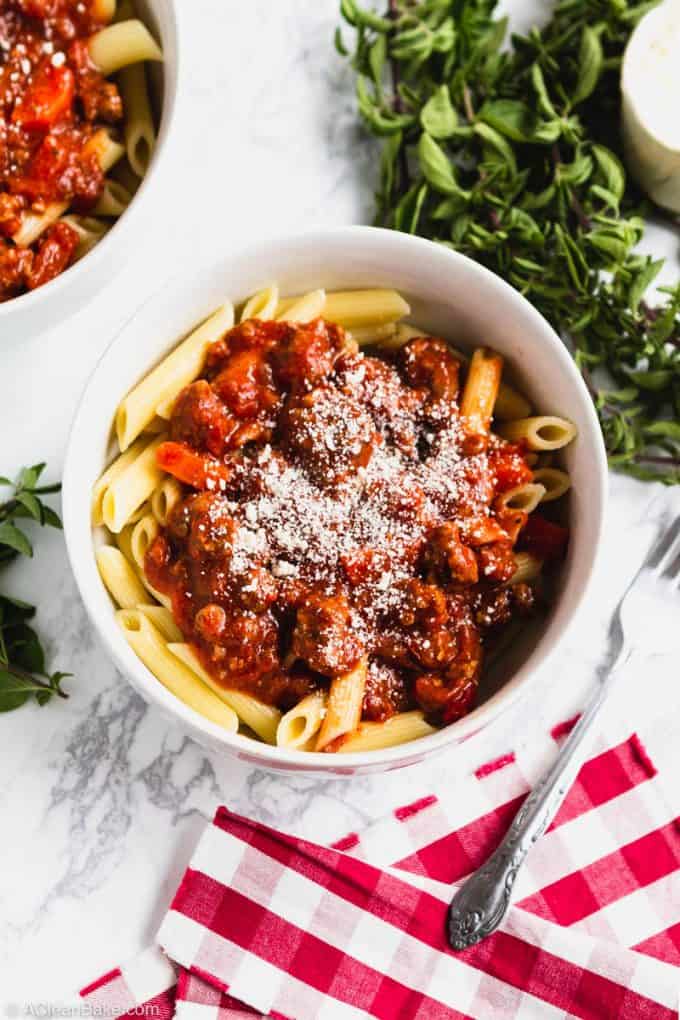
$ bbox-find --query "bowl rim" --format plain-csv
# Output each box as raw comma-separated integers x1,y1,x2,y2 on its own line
63,225,608,770
0,0,180,320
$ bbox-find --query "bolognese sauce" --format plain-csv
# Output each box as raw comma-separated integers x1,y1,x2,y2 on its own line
145,318,567,729
0,0,121,300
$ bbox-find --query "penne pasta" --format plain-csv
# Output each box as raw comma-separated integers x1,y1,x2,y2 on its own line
277,289,326,323
324,289,410,328
349,322,397,347
117,611,239,732
130,513,159,571
532,467,571,502
499,416,577,451
316,658,368,751
337,711,436,753
510,551,543,585
494,383,532,422
137,604,183,642
460,347,503,436
96,545,148,609
240,284,280,322
89,20,163,77
91,437,147,526
117,302,234,448
496,483,547,514
150,477,184,526
167,643,281,744
276,691,327,749
101,434,165,533
119,63,156,177
93,179,133,217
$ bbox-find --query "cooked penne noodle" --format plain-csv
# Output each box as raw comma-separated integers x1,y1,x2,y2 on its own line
316,658,368,751
168,643,281,744
93,179,133,217
117,302,234,448
337,711,436,752
532,467,571,502
324,289,410,328
349,322,397,346
101,434,165,533
140,575,172,611
511,551,543,585
91,437,147,526
111,158,142,193
240,284,280,322
137,603,183,642
460,347,504,436
117,612,239,732
499,416,577,451
151,477,184,526
494,383,532,421
277,289,326,323
119,63,156,177
276,691,327,749
97,545,148,608
496,483,547,514
89,19,163,76
130,513,159,571
115,522,134,563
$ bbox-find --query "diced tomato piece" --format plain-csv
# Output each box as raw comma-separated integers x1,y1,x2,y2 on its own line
489,443,533,493
156,442,233,491
520,514,569,561
12,63,75,131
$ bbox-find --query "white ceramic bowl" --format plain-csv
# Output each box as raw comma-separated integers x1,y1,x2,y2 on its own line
0,0,179,344
63,227,607,775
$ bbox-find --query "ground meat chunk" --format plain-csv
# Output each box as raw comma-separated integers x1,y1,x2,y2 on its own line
399,337,460,401
292,590,364,675
170,380,236,457
270,318,345,390
424,522,478,585
281,386,378,486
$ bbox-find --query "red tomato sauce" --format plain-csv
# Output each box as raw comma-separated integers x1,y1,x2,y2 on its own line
0,0,121,300
146,320,562,730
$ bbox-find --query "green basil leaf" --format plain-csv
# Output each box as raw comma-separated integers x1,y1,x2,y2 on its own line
572,25,603,105
591,144,626,201
0,522,32,558
629,259,664,313
15,491,43,523
421,85,458,139
0,670,32,713
531,63,557,118
418,132,467,196
478,99,535,142
629,369,672,390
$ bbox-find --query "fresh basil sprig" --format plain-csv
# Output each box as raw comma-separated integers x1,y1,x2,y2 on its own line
338,0,680,483
0,465,71,713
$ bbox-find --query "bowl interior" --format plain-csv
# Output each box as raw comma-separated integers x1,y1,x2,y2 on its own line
64,228,607,774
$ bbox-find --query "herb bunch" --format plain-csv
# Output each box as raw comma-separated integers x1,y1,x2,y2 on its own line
338,0,680,482
0,464,71,713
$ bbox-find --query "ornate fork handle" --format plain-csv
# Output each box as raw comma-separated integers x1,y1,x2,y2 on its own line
448,672,617,950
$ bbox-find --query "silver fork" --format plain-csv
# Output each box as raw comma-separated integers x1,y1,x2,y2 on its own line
448,514,680,951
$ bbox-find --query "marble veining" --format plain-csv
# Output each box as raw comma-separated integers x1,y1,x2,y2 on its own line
1,0,680,1003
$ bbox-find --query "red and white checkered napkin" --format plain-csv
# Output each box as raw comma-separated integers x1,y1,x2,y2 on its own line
80,717,680,1019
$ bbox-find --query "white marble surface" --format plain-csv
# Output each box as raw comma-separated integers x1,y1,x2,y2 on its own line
1,0,680,1005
